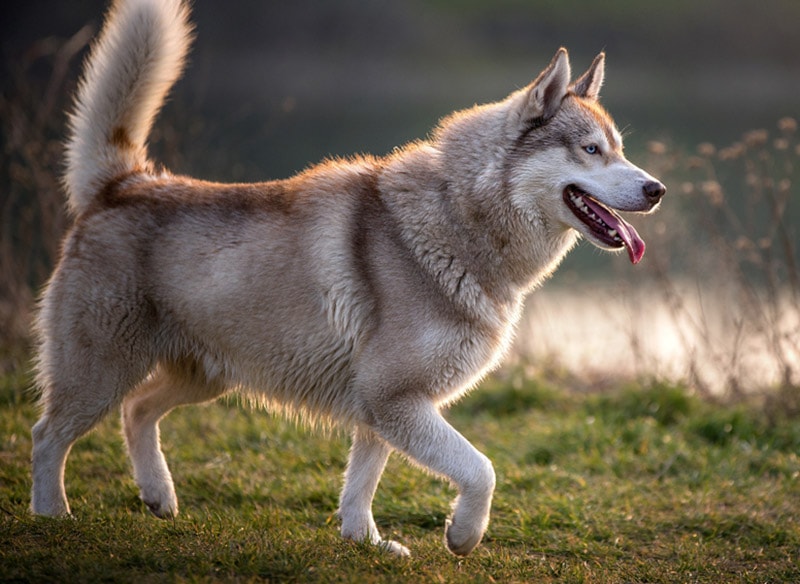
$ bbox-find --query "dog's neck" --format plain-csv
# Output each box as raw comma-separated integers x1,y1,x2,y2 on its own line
378,137,578,317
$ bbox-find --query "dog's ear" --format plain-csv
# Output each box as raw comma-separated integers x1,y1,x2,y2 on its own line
571,52,605,100
516,48,571,125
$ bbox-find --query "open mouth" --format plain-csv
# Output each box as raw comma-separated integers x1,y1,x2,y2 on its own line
563,185,646,264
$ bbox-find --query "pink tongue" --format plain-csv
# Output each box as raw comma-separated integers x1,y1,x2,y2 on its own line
582,197,646,264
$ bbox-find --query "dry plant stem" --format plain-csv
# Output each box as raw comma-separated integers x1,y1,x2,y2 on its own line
0,31,90,354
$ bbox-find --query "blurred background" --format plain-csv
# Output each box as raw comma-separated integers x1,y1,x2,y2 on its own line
2,0,799,396
4,0,800,178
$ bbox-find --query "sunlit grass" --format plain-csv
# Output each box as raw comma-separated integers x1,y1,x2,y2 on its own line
2,371,798,582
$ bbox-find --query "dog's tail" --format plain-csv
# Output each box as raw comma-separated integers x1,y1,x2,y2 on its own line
64,0,193,216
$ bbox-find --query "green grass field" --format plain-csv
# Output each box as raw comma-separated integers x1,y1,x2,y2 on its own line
1,368,799,583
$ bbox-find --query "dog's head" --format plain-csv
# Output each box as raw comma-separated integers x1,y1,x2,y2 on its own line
504,48,665,264
435,49,665,267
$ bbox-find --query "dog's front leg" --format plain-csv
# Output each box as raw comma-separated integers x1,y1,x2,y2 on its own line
338,425,410,556
368,398,496,556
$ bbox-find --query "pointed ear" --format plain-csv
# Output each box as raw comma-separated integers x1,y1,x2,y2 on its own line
571,52,605,100
516,48,571,124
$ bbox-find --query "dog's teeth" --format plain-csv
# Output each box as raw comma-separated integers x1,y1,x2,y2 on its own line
608,229,617,238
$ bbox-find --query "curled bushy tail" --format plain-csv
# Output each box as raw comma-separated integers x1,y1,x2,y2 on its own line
64,0,193,215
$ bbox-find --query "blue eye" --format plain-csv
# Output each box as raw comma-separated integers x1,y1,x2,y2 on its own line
584,144,600,155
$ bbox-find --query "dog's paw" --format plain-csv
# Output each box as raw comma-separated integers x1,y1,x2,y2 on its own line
444,517,483,556
143,497,178,518
31,508,75,520
379,539,411,557
140,484,178,518
30,496,71,518
341,517,410,557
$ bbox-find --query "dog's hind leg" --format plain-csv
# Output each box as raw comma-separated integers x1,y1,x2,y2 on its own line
31,345,152,517
31,259,160,517
338,425,410,556
368,398,496,557
121,359,227,518
31,391,122,517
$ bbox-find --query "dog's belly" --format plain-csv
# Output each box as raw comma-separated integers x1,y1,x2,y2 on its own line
154,268,509,421
155,266,362,418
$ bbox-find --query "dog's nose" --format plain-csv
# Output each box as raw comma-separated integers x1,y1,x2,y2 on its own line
643,180,666,201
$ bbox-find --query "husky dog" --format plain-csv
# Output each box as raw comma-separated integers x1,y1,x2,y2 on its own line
31,0,665,557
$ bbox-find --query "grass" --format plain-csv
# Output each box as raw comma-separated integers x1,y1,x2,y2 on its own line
1,368,798,583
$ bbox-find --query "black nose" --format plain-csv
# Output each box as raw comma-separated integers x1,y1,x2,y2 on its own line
643,180,666,201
